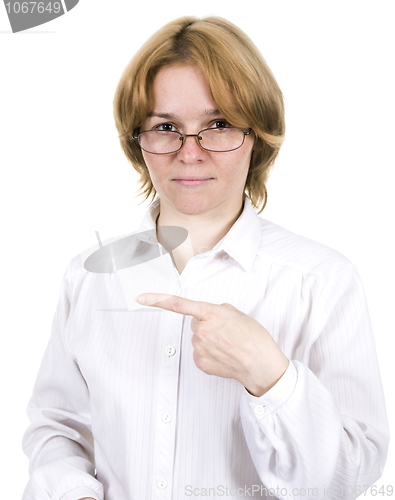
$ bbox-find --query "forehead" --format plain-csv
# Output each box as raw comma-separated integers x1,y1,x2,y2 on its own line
148,64,218,117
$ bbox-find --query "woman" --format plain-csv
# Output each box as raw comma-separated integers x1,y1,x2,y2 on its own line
22,16,389,500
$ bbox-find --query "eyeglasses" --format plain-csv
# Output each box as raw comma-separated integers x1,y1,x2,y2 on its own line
132,127,252,154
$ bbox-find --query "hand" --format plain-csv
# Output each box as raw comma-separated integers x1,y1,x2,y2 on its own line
135,293,289,397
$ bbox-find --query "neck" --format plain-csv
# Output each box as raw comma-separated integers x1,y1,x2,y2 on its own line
156,196,245,273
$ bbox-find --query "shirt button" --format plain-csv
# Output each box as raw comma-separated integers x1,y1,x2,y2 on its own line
161,412,172,423
157,478,168,489
173,287,181,296
253,405,266,417
165,345,176,356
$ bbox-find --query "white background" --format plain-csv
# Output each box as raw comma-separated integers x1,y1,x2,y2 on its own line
1,0,394,497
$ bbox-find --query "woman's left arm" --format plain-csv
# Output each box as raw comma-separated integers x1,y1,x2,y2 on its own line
240,262,390,499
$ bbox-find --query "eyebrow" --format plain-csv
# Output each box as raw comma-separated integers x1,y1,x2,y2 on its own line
146,109,222,120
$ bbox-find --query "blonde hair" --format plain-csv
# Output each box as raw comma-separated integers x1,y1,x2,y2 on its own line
113,16,285,213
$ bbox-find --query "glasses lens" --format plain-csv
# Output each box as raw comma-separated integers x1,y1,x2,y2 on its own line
200,128,244,152
139,131,181,154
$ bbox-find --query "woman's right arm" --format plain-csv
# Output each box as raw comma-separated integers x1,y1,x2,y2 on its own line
22,263,103,500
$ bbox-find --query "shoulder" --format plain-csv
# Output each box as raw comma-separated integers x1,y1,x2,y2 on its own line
256,217,352,281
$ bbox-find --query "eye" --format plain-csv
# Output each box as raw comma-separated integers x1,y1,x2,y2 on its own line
210,120,232,130
155,123,178,132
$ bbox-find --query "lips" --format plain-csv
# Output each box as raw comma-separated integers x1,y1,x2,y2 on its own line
172,177,213,181
172,178,214,187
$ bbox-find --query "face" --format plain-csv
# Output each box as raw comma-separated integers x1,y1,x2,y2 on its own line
140,64,254,218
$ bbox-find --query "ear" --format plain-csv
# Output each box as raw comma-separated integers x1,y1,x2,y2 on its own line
253,135,264,152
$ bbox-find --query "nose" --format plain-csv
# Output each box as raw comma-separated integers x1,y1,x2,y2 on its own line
177,134,206,162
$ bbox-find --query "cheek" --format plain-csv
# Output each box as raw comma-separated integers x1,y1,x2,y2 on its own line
223,149,252,177
142,153,171,188
142,153,161,176
241,146,254,173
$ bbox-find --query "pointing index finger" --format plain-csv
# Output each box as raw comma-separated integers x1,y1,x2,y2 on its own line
135,293,209,320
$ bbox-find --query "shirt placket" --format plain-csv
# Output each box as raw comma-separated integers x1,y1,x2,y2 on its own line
151,261,184,500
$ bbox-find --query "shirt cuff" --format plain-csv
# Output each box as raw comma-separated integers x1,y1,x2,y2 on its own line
242,360,298,419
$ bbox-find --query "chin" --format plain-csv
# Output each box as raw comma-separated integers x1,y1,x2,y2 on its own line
171,196,216,215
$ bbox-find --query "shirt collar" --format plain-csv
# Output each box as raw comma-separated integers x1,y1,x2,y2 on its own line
135,193,261,273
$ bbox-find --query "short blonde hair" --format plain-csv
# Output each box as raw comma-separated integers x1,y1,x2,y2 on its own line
113,16,285,213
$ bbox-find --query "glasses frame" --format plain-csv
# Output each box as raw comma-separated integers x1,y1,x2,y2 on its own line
132,127,252,155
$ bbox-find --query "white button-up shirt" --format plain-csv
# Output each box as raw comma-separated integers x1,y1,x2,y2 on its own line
22,194,389,500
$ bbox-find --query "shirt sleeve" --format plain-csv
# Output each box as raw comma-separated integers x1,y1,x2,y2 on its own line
239,262,390,499
22,263,104,500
